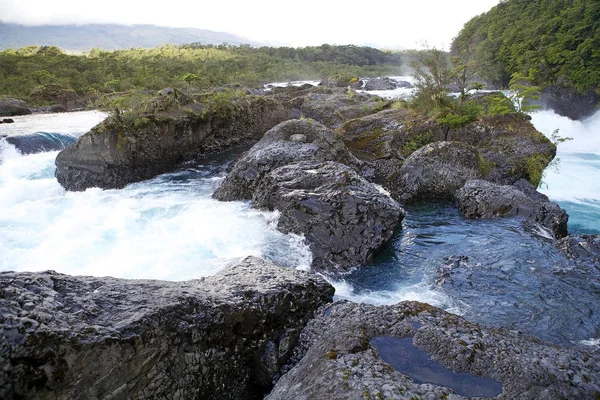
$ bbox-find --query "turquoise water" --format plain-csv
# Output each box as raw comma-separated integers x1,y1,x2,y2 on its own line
531,109,600,235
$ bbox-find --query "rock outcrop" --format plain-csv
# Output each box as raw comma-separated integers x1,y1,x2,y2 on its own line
270,85,390,128
214,119,404,272
0,98,32,117
338,109,557,190
0,257,334,400
556,234,600,263
397,141,483,203
267,301,600,400
55,91,289,191
363,77,398,91
455,179,569,239
541,84,599,121
213,119,360,202
252,161,404,272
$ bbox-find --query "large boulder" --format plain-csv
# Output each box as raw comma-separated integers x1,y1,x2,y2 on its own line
363,77,397,91
213,119,360,202
252,161,404,273
270,86,390,128
556,234,600,263
268,301,600,400
338,110,557,189
452,113,557,186
0,97,32,117
541,84,599,120
455,179,568,239
55,91,289,191
397,141,483,203
0,256,334,399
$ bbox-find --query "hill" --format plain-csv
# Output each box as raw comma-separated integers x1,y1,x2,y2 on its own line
0,22,266,51
451,0,599,118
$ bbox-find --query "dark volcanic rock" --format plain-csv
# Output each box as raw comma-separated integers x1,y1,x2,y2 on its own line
252,161,404,273
541,84,599,120
55,93,288,191
0,257,334,400
0,98,32,117
556,234,600,262
270,85,390,128
397,141,483,203
319,76,361,90
213,119,360,202
267,301,600,400
455,179,568,239
363,77,397,91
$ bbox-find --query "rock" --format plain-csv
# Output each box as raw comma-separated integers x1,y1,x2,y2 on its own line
0,98,32,117
319,75,361,89
2,118,15,124
541,84,599,120
363,77,397,91
452,113,557,186
55,92,289,191
29,84,87,112
556,234,600,262
397,141,483,203
395,80,413,88
455,179,568,238
213,119,360,202
268,301,600,400
0,256,334,399
252,161,404,273
270,85,390,128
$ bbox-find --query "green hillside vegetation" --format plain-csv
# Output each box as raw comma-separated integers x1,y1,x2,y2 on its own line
451,0,600,93
0,44,403,104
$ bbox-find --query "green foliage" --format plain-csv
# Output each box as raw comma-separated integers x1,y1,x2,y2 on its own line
409,47,453,112
509,72,541,113
0,44,403,103
526,153,553,187
451,0,600,92
402,132,434,156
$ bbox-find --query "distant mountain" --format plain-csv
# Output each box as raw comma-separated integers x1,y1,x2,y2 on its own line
0,22,268,51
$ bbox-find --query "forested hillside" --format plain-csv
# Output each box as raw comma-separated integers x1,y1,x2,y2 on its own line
0,23,264,51
0,44,403,103
451,0,600,93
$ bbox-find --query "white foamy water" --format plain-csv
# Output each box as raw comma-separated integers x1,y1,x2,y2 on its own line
357,75,416,99
530,109,600,233
0,111,312,281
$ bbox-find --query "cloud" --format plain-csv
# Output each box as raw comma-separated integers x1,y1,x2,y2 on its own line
0,0,501,49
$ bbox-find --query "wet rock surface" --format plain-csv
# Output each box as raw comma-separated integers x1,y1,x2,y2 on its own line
213,119,360,202
0,98,32,117
455,179,569,239
556,234,600,262
55,94,288,191
214,119,403,273
397,141,482,203
252,161,404,272
267,301,600,400
0,257,334,400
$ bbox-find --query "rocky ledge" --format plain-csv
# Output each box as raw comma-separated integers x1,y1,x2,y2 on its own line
214,119,404,273
455,179,569,239
267,301,600,400
0,257,334,400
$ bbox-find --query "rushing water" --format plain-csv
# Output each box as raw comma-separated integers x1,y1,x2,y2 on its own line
1,103,599,346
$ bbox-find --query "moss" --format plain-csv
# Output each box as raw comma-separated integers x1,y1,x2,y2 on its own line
477,154,495,177
401,132,434,156
326,349,338,360
526,153,552,187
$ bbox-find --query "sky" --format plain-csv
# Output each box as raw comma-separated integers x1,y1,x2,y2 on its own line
0,0,501,49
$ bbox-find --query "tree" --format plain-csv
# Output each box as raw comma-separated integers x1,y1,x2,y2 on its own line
409,47,453,111
509,72,541,113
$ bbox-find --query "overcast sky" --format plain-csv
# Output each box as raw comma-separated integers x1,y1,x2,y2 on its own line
0,0,501,49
